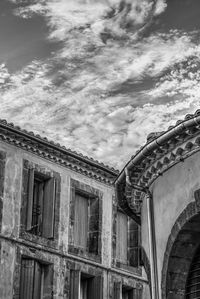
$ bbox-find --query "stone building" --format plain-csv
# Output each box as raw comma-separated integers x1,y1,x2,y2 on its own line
0,119,150,299
116,110,200,299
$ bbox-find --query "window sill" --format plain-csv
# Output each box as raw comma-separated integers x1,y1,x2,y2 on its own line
20,230,58,249
68,244,101,263
113,260,142,276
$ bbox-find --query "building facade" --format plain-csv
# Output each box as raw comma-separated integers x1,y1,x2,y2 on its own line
0,119,150,299
116,110,200,299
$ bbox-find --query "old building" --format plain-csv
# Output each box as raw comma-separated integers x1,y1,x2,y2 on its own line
116,110,200,299
0,119,150,299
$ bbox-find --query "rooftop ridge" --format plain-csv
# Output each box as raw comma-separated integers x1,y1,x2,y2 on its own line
0,119,119,175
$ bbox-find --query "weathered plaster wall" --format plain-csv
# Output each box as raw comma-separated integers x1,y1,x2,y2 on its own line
0,140,148,298
147,150,200,298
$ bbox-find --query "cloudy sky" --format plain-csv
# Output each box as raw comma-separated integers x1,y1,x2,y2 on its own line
0,0,200,169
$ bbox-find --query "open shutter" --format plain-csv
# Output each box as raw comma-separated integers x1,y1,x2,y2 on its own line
89,275,103,299
43,177,55,238
20,259,35,299
88,197,99,254
43,264,53,299
114,281,122,299
26,168,34,231
129,219,139,267
70,270,80,299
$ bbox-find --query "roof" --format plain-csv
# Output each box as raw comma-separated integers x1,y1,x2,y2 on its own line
0,119,119,185
115,109,200,220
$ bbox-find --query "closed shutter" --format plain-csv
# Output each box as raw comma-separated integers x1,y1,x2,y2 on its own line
43,178,55,238
20,259,35,299
74,193,88,248
33,261,43,299
116,212,128,263
114,281,122,299
43,264,53,299
20,259,43,299
88,276,103,299
26,168,34,231
70,270,80,299
134,288,142,299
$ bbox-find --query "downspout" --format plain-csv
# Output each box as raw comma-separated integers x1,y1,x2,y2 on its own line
125,168,159,299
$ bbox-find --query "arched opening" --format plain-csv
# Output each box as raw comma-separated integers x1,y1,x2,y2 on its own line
162,202,200,299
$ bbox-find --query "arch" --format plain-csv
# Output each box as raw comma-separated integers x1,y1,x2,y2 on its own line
161,201,200,299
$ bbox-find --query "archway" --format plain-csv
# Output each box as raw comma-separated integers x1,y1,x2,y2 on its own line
161,202,200,299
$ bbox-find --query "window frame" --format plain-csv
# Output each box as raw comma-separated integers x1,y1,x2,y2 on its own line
20,159,61,247
69,179,103,262
13,248,54,299
112,196,142,275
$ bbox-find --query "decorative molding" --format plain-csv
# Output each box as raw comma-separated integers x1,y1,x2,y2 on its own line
0,119,118,185
120,110,200,216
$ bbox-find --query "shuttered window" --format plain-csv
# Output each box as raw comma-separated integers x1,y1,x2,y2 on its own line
116,211,128,263
70,271,103,299
116,210,140,267
114,282,141,299
19,258,53,299
26,169,55,238
74,193,89,249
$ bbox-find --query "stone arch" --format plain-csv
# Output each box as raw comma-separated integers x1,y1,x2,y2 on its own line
161,201,200,299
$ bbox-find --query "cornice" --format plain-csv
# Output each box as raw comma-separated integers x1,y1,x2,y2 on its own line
0,119,119,185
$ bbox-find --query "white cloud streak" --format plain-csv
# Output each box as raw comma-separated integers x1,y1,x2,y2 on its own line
2,0,200,169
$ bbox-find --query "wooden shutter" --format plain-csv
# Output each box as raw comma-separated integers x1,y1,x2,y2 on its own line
129,219,139,267
20,259,35,299
114,281,122,299
33,261,43,299
43,264,53,299
134,288,142,299
43,177,55,238
70,270,80,299
26,168,34,231
88,197,99,254
116,212,128,263
74,193,88,248
88,276,103,299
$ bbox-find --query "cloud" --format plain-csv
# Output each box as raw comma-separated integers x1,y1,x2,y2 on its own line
2,0,200,169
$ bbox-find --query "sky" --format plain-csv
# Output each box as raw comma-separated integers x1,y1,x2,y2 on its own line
0,0,200,169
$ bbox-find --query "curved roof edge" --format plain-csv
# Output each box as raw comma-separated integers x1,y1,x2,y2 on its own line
0,119,119,184
115,109,200,221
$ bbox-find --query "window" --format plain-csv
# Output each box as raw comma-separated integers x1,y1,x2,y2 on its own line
116,210,140,267
122,286,134,299
70,270,103,299
19,258,53,299
114,282,142,299
69,179,103,258
26,169,55,238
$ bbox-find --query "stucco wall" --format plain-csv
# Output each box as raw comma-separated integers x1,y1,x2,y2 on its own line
146,150,200,298
0,140,148,298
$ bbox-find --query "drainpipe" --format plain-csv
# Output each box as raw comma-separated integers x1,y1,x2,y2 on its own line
125,168,159,299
